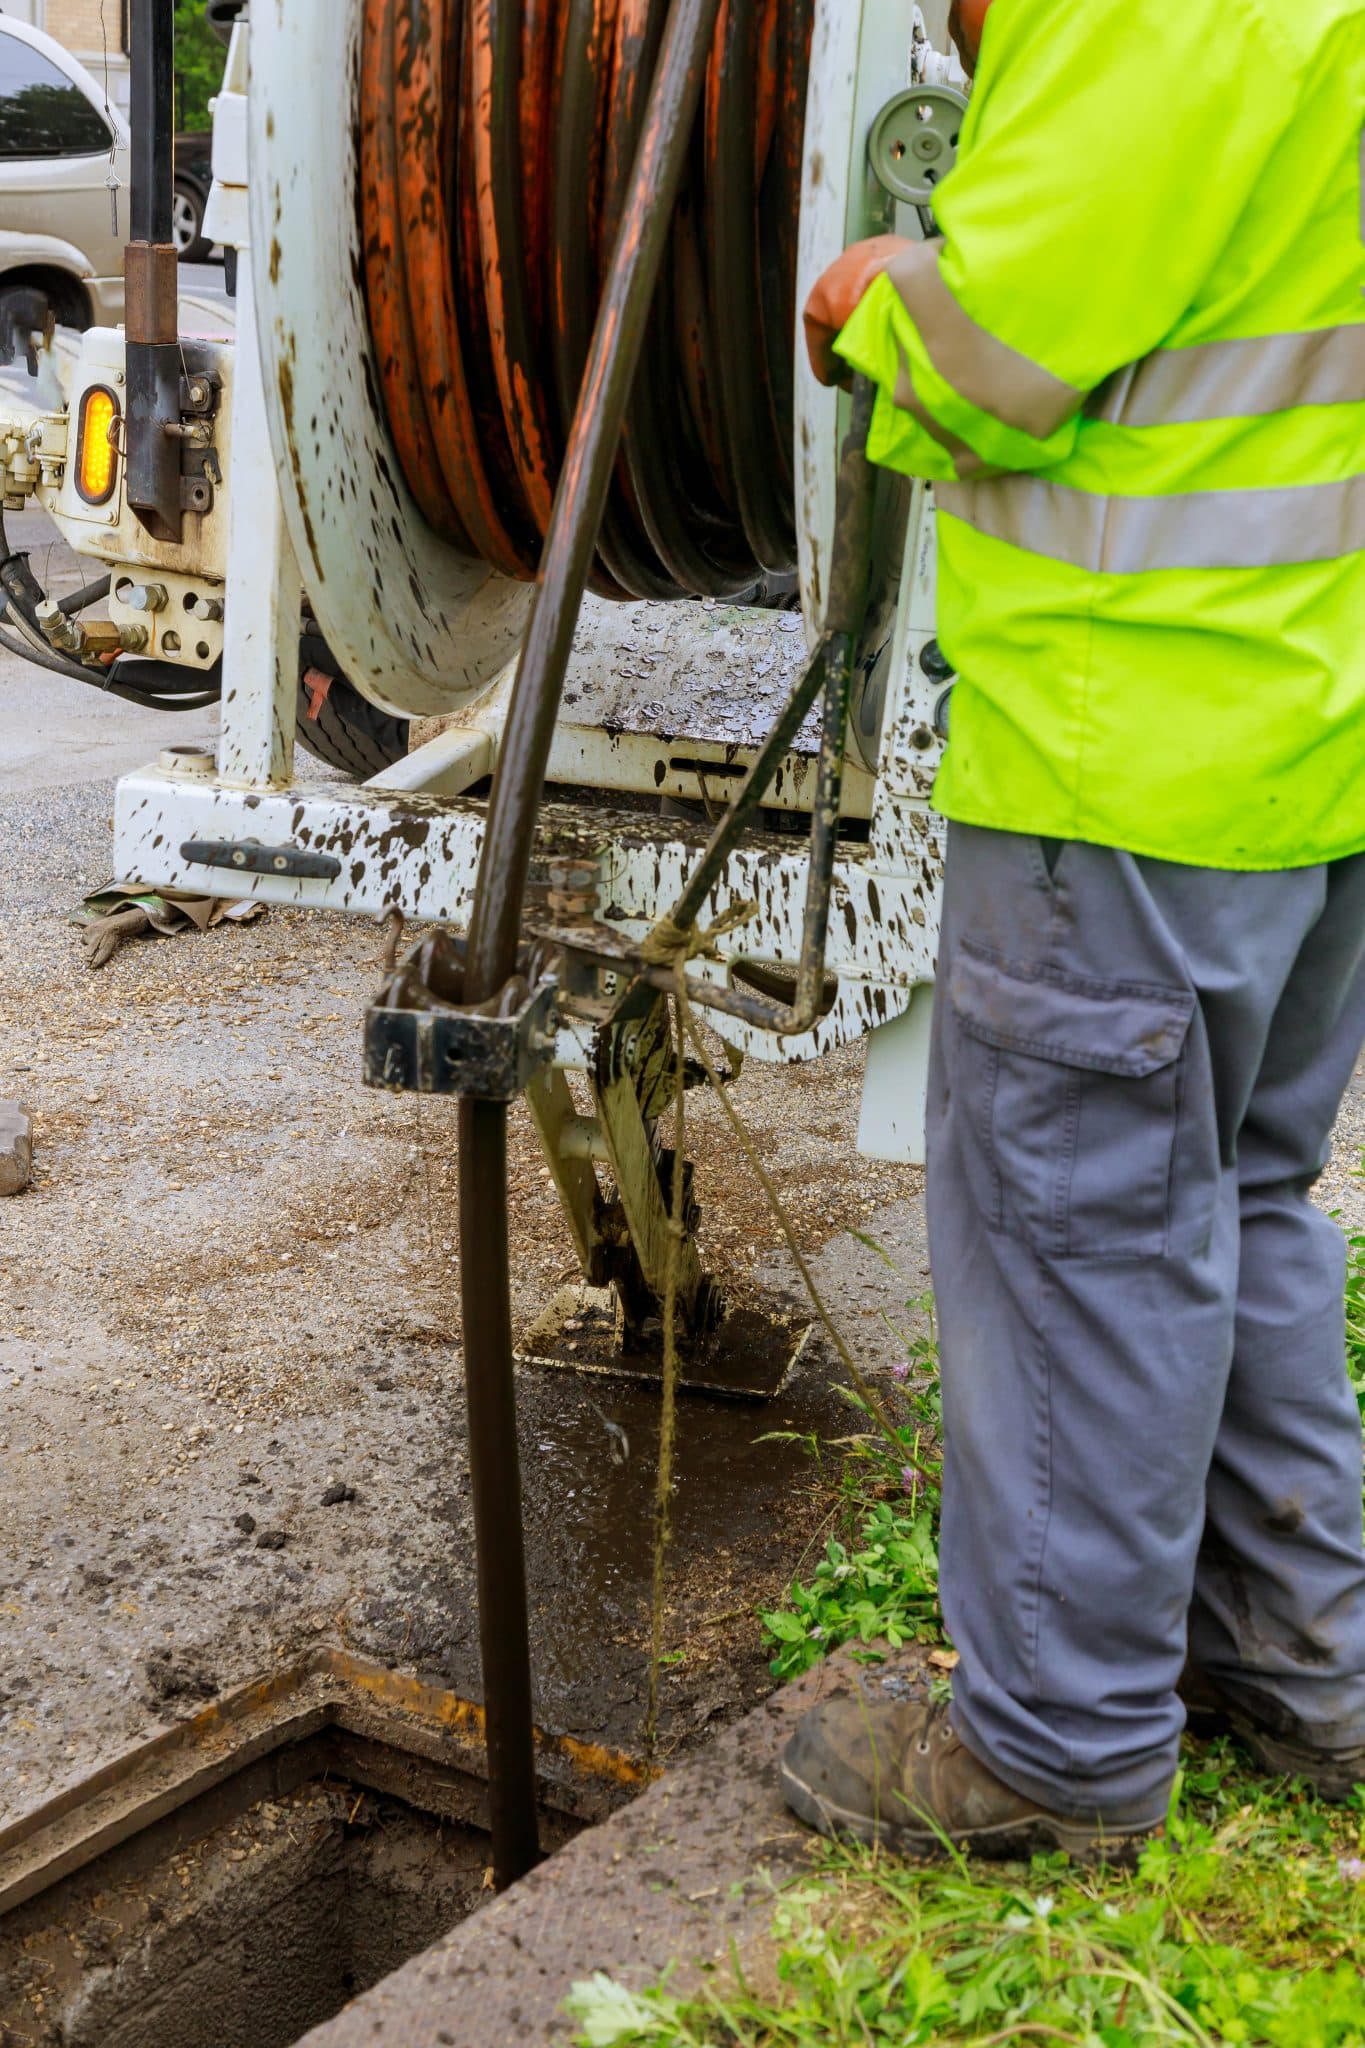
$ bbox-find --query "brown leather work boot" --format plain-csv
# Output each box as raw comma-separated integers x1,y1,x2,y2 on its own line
781,1672,1166,1868
1179,1661,1365,1802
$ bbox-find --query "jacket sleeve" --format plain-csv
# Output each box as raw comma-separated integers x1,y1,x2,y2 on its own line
835,0,1297,482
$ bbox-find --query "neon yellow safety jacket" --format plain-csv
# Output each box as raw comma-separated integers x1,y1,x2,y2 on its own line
836,0,1365,870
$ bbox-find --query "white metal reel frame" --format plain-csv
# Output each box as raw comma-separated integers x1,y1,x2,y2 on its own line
797,0,930,636
112,763,941,1064
112,479,948,1079
109,0,958,1156
246,0,532,721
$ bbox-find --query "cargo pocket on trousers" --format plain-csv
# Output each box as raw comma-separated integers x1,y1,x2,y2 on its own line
947,942,1196,1258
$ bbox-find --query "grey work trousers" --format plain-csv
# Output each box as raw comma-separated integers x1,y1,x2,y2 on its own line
928,823,1365,1820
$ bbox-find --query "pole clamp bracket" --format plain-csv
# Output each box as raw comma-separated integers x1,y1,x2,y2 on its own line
364,932,559,1101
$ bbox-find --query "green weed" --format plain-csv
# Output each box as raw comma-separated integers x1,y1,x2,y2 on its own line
1346,1220,1365,1414
759,1289,944,1682
760,1504,942,1684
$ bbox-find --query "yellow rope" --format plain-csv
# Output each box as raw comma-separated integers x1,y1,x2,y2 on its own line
638,898,758,969
677,991,936,1481
640,945,937,1756
644,969,688,1762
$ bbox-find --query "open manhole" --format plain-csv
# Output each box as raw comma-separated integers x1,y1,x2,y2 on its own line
0,1651,642,2048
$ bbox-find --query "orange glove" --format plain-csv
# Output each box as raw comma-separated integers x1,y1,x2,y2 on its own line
803,234,913,389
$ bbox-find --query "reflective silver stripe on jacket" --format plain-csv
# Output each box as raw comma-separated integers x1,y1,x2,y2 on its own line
892,343,994,479
1089,326,1365,428
886,242,1082,443
938,473,1365,574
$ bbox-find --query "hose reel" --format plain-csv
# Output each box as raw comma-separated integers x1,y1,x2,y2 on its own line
249,0,922,720
359,0,812,605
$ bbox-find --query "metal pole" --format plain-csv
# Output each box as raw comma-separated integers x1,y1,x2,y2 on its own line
456,0,725,1893
126,0,182,541
646,380,878,1037
129,0,174,244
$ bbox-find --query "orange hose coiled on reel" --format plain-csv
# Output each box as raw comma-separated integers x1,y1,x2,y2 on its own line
359,0,815,601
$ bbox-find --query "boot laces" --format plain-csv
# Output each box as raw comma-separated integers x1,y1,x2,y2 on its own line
915,1693,956,1757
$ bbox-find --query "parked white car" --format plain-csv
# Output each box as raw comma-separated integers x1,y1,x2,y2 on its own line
0,12,129,334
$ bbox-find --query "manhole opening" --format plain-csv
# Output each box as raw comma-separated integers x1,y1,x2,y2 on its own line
0,1657,634,2048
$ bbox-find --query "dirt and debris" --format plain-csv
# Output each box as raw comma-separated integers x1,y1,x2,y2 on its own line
142,1649,217,1708
0,770,933,1831
0,1770,500,2048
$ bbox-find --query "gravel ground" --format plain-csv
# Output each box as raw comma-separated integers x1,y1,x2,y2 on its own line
0,751,928,1823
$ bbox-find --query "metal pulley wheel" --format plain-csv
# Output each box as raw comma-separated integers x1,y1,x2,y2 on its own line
867,84,968,208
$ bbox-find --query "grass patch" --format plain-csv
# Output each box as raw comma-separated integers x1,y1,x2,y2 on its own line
570,1175,1365,2047
568,1759,1365,2044
758,1292,946,1684
1346,1218,1365,1414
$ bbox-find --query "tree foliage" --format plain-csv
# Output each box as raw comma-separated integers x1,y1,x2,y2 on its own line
173,2,224,133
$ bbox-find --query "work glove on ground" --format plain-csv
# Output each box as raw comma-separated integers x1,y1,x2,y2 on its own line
70,883,266,970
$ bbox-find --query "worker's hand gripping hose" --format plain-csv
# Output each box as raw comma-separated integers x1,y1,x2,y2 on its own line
453,0,728,1894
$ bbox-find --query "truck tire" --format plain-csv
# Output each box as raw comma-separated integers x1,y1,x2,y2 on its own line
295,637,410,779
173,179,212,264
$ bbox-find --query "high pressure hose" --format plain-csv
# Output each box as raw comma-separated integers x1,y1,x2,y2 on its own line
360,0,814,601
357,0,849,1897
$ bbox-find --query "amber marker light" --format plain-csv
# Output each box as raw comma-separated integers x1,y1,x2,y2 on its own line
76,386,120,505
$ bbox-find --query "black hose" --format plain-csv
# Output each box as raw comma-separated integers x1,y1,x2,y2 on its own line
110,654,223,700
0,507,222,702
207,0,244,46
59,574,113,616
106,688,220,711
0,616,218,708
0,537,54,630
0,621,96,683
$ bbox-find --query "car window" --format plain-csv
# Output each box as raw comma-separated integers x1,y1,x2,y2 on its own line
0,35,112,159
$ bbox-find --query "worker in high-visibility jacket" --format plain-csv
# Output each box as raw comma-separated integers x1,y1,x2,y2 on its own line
781,0,1365,1862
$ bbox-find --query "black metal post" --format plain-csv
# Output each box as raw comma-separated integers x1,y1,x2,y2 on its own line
125,0,183,542
129,0,174,244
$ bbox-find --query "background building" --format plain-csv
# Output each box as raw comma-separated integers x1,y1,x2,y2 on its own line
3,2,130,111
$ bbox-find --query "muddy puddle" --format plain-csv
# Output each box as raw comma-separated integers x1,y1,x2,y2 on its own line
517,1354,845,1701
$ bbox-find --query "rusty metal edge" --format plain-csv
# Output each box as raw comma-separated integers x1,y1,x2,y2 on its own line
0,1647,648,1920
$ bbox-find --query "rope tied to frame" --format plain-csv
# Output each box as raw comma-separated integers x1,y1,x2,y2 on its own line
638,898,759,970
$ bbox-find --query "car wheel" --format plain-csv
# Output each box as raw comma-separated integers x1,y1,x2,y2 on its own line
172,180,212,263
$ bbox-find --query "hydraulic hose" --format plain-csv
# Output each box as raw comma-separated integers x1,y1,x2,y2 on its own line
446,0,732,1896
59,574,114,616
360,0,814,601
